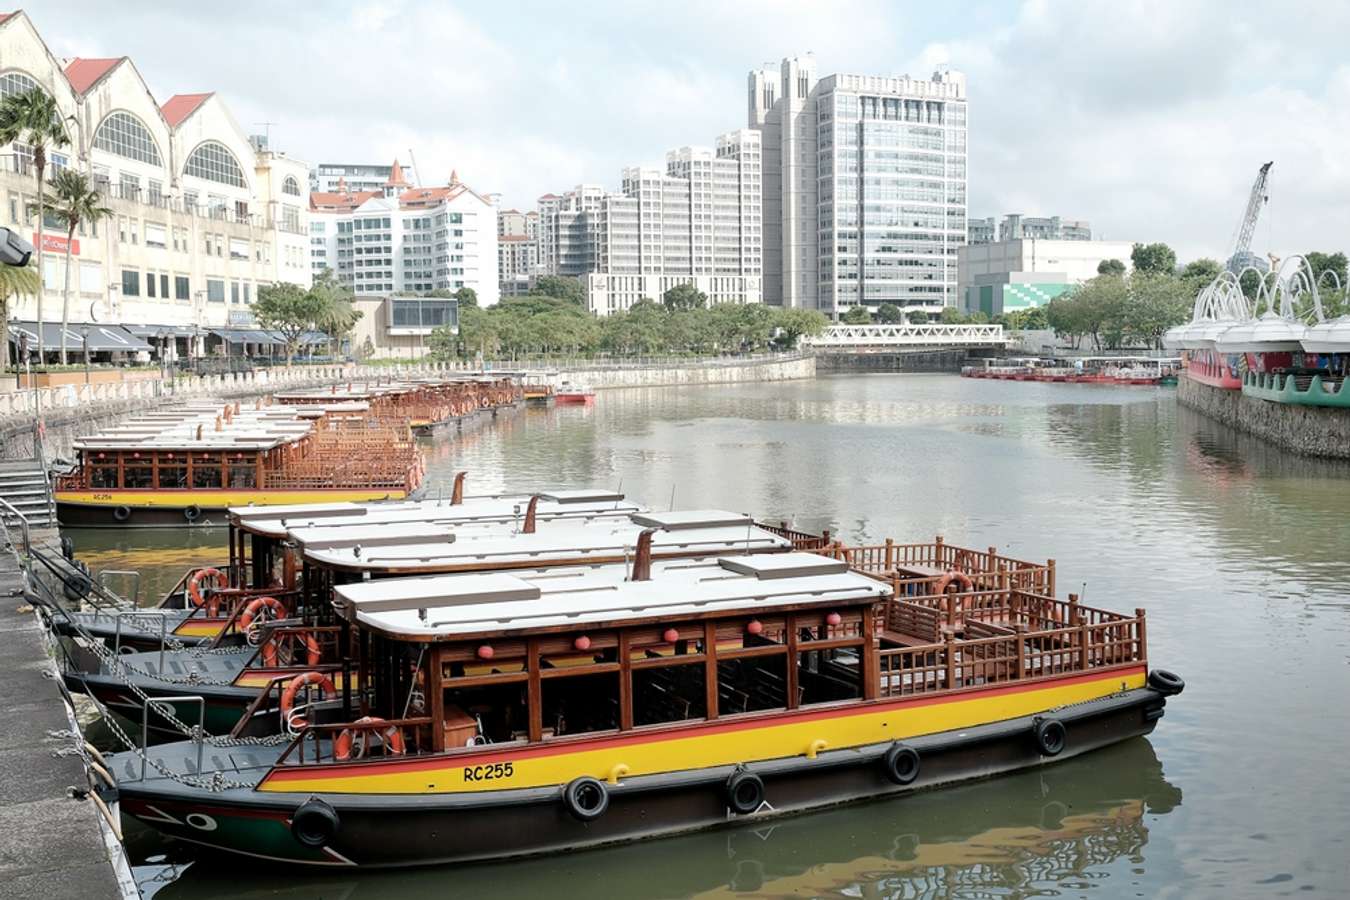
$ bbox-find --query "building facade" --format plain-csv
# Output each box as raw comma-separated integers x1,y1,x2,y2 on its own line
496,208,538,297
998,214,1090,242
968,216,996,245
958,238,1134,318
751,57,968,318
0,11,311,353
310,162,401,195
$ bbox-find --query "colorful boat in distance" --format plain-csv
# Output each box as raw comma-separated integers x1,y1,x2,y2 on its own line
272,376,522,435
555,381,596,405
54,484,642,653
108,549,1182,868
63,510,798,738
961,357,1181,386
54,402,426,528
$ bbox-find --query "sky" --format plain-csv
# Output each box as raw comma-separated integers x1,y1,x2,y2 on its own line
28,0,1350,263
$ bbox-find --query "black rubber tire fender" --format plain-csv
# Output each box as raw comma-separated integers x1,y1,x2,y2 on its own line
1034,717,1067,756
1148,668,1185,696
291,797,340,848
112,505,132,522
882,742,921,786
562,776,609,822
184,505,202,523
62,573,93,603
725,769,765,815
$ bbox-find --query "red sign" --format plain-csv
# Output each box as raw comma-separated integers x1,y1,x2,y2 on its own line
32,233,79,255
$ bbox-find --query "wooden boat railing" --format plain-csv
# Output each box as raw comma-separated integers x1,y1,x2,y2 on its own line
824,538,1055,596
277,717,437,766
878,610,1146,697
759,521,833,551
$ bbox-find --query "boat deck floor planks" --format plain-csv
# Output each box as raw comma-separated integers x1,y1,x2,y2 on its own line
0,536,127,899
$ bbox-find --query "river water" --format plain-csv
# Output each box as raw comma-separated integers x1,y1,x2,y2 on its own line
71,374,1350,898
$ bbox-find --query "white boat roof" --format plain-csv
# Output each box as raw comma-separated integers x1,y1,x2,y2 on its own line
300,511,790,572
229,491,641,538
72,406,319,452
333,553,888,638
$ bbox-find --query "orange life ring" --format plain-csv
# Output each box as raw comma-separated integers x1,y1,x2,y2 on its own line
187,567,226,616
279,671,336,732
935,570,974,594
238,596,286,633
262,631,322,668
334,716,406,761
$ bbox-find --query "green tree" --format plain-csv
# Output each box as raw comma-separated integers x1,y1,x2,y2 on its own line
533,275,585,306
309,271,362,358
1180,258,1222,284
841,305,872,324
906,309,930,324
662,282,707,311
254,282,326,365
42,169,111,364
0,260,39,373
773,308,828,349
1305,251,1348,289
1097,258,1126,276
454,286,478,308
1125,273,1190,349
940,306,971,324
0,87,70,363
427,323,459,362
876,302,903,323
1130,242,1177,275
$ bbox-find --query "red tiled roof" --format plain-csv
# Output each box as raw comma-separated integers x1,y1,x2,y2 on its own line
0,13,16,25
160,92,213,128
538,193,560,200
399,185,462,209
64,57,124,94
386,159,410,187
310,190,380,212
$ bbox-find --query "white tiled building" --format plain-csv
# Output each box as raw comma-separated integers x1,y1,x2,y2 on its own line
0,10,311,357
496,208,538,296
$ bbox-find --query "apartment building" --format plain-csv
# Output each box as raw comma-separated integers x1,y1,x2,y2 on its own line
0,10,311,358
310,162,402,195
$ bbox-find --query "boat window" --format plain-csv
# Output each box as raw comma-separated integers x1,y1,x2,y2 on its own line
157,458,187,488
633,663,706,726
123,464,153,489
228,461,256,488
90,461,118,488
798,647,863,705
192,453,222,488
542,671,619,736
717,655,791,714
442,683,528,747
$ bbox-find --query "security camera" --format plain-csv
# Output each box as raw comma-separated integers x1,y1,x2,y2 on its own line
0,227,34,268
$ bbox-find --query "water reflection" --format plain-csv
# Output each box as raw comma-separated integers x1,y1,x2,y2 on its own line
142,740,1179,900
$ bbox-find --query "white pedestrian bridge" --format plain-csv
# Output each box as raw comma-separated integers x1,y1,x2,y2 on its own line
803,323,1009,349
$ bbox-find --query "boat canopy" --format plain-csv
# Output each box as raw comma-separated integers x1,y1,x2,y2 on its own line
332,553,887,639
1300,316,1350,353
1215,311,1307,353
71,407,317,452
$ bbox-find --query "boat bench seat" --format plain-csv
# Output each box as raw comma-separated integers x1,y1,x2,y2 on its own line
880,629,936,648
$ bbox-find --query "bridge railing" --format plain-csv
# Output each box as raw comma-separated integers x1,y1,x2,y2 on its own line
803,324,1009,348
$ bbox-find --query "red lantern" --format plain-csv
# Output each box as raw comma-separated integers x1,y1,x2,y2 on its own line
96,452,105,459
573,635,591,651
746,620,763,635
826,612,842,626
476,645,494,660
663,628,679,644
132,452,140,459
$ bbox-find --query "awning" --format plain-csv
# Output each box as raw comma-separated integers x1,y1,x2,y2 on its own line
125,324,197,339
209,328,286,346
6,322,152,352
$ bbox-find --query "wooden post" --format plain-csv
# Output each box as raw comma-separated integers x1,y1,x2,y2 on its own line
862,602,880,700
1047,559,1056,598
1068,592,1079,628
429,646,445,752
618,630,633,731
884,538,894,571
945,634,958,690
934,534,945,566
1014,624,1026,679
704,621,719,719
785,614,799,710
1079,617,1090,671
527,638,542,741
1135,608,1148,664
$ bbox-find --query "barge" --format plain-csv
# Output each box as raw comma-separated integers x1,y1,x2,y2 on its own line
272,376,523,435
961,357,1180,386
54,402,425,528
106,548,1182,868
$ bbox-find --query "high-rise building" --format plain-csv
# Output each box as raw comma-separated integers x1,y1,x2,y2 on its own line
0,10,311,358
497,209,539,296
536,131,762,315
999,214,1091,242
751,57,968,316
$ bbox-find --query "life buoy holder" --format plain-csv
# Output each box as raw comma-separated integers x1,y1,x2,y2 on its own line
187,567,226,617
112,505,132,523
263,630,322,668
1033,717,1067,756
238,596,286,643
725,769,765,815
882,743,921,785
280,671,336,733
334,716,406,761
562,776,609,821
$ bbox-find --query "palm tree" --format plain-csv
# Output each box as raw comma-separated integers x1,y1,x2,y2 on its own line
0,261,39,375
44,170,111,363
309,271,362,359
0,87,71,367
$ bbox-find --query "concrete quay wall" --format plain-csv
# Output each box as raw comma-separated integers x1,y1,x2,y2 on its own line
814,349,972,373
563,354,815,390
1177,374,1350,459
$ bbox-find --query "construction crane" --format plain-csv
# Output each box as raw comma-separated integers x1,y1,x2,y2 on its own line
1226,161,1273,273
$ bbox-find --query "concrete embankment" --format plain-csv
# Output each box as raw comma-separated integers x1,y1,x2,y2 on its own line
814,349,975,373
0,536,132,898
1177,375,1350,459
560,353,815,389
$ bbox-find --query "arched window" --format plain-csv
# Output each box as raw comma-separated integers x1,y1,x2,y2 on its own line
184,140,245,188
0,70,40,100
282,175,301,196
93,111,163,166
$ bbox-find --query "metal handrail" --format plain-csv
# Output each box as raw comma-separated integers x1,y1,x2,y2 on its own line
0,496,32,565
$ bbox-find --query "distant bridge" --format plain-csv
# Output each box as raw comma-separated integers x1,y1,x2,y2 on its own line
803,323,1009,350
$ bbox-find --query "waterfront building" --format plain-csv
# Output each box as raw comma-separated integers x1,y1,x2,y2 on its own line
497,209,538,297
0,10,311,358
537,131,762,315
310,162,402,195
750,56,967,317
958,238,1134,318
